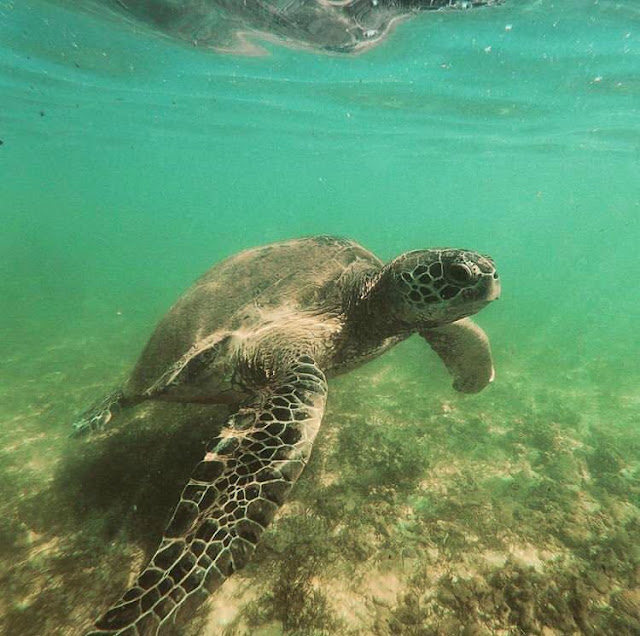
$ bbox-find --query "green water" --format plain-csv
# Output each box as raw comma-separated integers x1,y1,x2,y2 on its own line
1,1,639,634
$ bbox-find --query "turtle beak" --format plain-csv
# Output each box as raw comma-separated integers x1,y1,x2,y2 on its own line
485,274,501,302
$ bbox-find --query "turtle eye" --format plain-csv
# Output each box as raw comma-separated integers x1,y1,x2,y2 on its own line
447,263,474,285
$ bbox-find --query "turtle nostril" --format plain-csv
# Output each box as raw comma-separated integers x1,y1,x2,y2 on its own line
493,272,499,280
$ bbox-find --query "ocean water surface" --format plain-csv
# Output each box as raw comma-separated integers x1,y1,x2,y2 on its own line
1,1,639,634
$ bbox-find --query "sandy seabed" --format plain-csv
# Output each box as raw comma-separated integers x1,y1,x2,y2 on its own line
1,336,638,636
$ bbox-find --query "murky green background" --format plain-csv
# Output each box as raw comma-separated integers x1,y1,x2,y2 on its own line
1,1,638,634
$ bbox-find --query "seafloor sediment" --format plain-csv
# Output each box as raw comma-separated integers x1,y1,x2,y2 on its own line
1,337,638,635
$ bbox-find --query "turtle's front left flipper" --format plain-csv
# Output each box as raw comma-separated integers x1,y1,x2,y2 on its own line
420,318,495,394
88,355,327,636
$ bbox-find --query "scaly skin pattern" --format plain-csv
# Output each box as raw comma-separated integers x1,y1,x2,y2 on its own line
71,390,127,437
87,355,327,636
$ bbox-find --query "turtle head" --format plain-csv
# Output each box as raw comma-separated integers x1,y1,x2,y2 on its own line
384,248,500,329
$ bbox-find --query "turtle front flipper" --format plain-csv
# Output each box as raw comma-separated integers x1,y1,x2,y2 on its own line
87,354,327,636
71,389,129,437
421,318,495,394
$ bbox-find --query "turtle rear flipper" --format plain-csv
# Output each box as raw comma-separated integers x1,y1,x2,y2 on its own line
71,389,128,437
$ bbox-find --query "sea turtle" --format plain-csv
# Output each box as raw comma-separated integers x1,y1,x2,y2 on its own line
88,0,503,54
76,236,500,635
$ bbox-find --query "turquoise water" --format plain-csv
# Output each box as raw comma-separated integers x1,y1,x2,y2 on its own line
1,1,639,635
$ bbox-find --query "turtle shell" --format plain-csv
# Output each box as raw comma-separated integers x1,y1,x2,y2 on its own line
125,236,381,395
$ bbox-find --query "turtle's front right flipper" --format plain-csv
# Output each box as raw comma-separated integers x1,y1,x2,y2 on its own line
71,389,128,437
421,318,495,394
87,354,328,636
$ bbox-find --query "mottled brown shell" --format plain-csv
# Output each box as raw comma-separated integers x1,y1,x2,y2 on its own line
125,237,381,395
